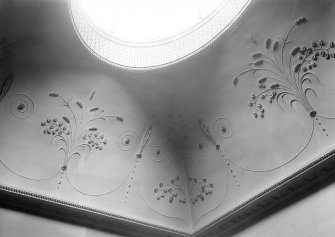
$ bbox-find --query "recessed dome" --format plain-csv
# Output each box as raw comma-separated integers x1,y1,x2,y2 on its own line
81,0,224,44
69,0,251,69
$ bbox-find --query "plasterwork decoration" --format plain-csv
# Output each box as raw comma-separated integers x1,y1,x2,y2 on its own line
2,7,335,236
0,86,237,226
232,17,335,171
41,91,124,191
134,113,236,224
136,114,191,223
6,94,34,119
0,89,131,195
0,94,41,180
0,83,237,226
123,125,153,204
185,117,238,224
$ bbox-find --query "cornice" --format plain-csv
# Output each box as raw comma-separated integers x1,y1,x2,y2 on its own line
194,148,335,236
0,184,190,237
1,148,335,236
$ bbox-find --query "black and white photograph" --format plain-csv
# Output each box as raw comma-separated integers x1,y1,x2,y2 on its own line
1,0,335,236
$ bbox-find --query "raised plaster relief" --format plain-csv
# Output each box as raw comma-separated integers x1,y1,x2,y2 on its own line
6,94,34,119
0,93,56,180
185,117,233,223
154,176,187,204
123,125,152,203
42,91,124,191
136,114,191,223
150,115,188,207
198,119,239,186
0,49,41,179
117,130,138,151
232,17,335,171
188,176,213,205
0,39,34,119
137,114,234,223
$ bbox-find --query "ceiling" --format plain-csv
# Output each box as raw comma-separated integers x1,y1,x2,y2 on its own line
1,0,335,236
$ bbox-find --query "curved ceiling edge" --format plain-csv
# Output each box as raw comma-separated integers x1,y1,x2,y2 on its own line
68,0,253,71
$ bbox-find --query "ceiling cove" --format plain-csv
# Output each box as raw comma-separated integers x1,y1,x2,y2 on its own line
1,0,335,236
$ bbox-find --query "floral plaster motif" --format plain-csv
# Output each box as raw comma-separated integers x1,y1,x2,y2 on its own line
184,117,237,224
154,176,187,204
116,123,190,219
136,114,191,223
1,89,231,225
41,91,124,191
0,88,233,224
232,17,335,171
3,9,335,234
188,176,213,205
135,113,235,224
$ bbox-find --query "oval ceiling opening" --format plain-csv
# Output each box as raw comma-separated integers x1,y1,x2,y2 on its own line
81,0,224,43
69,0,251,70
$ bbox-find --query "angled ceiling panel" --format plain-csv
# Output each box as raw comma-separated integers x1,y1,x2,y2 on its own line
1,0,335,236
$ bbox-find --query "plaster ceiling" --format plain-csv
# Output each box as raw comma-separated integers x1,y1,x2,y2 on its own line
1,0,335,236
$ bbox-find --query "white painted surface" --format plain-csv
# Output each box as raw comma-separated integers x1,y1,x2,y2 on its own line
0,207,121,237
232,182,335,237
1,182,335,237
1,0,335,236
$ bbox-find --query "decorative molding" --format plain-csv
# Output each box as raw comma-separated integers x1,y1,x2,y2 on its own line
0,183,190,237
117,130,138,151
43,91,123,172
188,177,214,205
123,125,152,203
0,91,126,194
233,17,335,122
2,147,335,236
2,6,335,236
231,17,335,171
154,176,187,204
198,118,239,186
6,94,34,119
44,91,124,192
192,148,335,237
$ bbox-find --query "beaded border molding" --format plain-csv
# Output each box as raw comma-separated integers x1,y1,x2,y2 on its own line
68,0,252,71
1,148,335,237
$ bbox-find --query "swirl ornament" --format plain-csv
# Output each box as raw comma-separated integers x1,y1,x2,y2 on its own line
190,135,210,156
144,141,170,162
213,117,234,139
117,130,138,151
5,94,34,119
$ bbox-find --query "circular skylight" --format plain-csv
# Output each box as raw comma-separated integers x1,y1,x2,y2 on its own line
69,0,251,70
81,0,224,44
